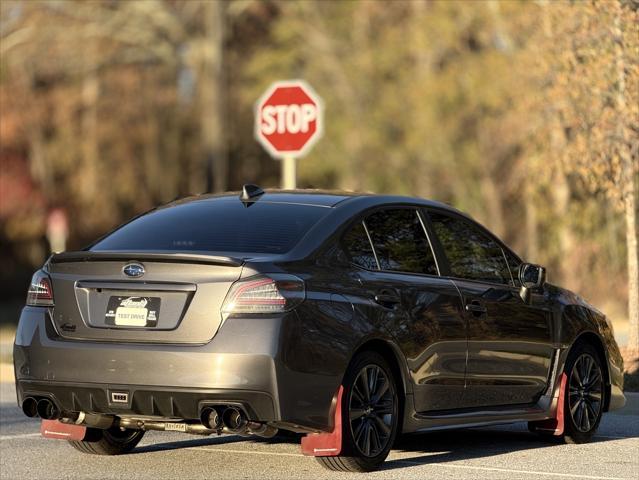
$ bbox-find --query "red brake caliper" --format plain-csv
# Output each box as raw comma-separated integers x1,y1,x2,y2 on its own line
301,386,344,456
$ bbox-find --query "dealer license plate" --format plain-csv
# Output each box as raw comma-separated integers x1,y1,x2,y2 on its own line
105,296,161,327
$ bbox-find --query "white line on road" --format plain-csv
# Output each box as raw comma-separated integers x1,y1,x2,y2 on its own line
188,446,634,480
0,432,40,441
0,431,636,479
0,431,632,442
389,459,632,480
188,446,303,457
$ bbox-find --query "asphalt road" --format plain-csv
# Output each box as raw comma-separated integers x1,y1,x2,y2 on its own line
1,381,637,480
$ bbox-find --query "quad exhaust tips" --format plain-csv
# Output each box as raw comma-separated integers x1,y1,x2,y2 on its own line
22,397,277,439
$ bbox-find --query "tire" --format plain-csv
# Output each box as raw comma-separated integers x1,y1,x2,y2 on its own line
68,426,145,455
562,342,606,444
316,351,400,472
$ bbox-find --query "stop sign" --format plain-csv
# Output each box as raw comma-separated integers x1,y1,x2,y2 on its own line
254,80,323,159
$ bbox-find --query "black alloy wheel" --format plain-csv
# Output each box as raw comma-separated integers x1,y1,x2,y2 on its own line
568,353,604,434
316,351,400,472
563,342,606,444
349,364,395,457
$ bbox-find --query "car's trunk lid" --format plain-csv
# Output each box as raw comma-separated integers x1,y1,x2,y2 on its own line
47,251,243,344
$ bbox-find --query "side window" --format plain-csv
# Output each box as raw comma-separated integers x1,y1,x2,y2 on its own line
428,211,511,285
364,209,438,275
342,221,378,270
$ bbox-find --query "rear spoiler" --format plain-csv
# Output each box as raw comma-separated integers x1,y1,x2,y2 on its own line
49,251,244,267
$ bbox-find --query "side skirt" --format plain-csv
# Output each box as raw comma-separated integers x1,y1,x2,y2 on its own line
402,348,566,434
408,404,551,434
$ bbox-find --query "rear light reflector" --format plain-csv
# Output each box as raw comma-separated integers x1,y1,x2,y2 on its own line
221,275,304,317
26,270,54,306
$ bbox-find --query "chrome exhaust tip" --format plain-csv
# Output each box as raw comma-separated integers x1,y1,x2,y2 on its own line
247,422,278,439
200,407,223,430
36,398,60,420
222,407,247,433
22,397,39,418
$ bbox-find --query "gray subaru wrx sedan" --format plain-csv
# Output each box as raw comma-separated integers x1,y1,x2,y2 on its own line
14,187,625,472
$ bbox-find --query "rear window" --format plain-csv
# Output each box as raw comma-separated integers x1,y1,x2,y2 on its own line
91,199,329,254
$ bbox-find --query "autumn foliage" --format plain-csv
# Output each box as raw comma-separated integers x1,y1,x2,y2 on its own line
0,0,637,350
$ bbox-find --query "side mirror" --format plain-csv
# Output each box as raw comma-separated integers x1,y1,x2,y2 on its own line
518,263,546,304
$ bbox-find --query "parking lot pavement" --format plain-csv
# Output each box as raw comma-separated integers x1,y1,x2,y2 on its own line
1,381,637,480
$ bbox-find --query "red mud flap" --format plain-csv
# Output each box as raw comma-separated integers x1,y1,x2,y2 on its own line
530,372,567,436
41,420,87,441
301,386,344,457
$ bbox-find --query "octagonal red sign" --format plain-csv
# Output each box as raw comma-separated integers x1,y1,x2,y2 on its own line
254,80,323,158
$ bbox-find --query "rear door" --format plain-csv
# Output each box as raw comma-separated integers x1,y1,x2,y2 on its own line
426,209,554,408
343,207,467,412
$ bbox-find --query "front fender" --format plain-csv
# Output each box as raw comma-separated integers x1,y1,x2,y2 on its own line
558,302,625,411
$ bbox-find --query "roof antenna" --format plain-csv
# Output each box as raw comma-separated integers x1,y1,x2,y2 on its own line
240,184,264,207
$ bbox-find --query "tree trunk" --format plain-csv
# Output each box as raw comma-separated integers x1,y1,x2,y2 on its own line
197,0,226,193
614,6,639,353
525,181,539,262
552,168,575,287
80,69,99,204
539,0,575,287
623,174,639,353
479,173,505,239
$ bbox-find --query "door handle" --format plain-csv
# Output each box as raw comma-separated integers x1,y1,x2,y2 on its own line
374,291,401,309
465,301,487,316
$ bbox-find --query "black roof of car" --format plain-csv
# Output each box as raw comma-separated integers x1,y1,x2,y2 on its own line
166,188,459,212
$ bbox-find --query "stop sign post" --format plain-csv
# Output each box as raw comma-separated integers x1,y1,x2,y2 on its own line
254,80,323,189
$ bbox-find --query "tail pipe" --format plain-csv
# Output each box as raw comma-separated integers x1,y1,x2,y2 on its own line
222,407,247,433
201,406,277,438
21,397,38,418
36,398,61,420
200,407,223,431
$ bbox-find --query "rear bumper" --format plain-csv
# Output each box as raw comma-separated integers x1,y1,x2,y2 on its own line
16,380,276,422
14,307,341,432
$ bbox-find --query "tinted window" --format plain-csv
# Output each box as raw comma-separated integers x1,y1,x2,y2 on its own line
91,199,329,254
364,209,438,275
342,222,378,270
504,249,521,286
429,211,511,284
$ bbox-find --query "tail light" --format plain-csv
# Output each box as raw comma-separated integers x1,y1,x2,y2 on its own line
221,275,305,318
26,270,54,307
